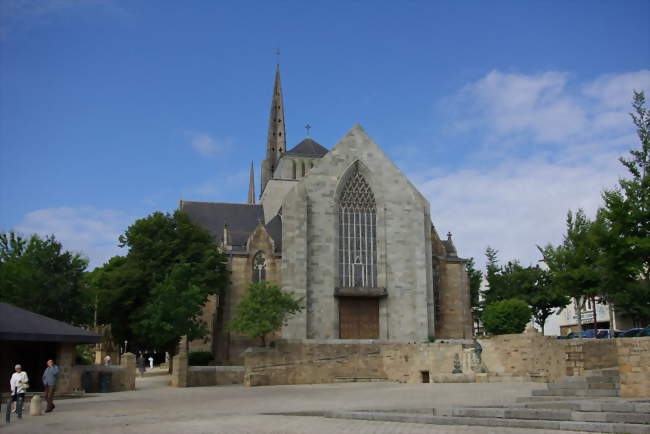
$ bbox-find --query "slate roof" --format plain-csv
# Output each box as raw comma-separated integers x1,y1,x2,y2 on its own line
284,138,328,158
180,201,282,253
265,214,282,253
0,303,102,343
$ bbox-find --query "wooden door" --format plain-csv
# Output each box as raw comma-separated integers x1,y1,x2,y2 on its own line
339,297,379,339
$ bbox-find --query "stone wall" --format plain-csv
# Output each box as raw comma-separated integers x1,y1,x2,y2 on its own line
243,340,473,386
68,352,136,392
187,366,244,387
616,338,650,398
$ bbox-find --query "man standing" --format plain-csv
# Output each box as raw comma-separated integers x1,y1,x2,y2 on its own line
9,364,29,414
42,359,59,413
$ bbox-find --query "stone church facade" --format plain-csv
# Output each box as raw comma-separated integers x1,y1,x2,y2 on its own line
181,66,472,364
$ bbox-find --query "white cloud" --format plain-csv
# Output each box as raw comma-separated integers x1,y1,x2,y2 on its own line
189,132,227,157
13,206,130,269
583,70,650,109
416,70,649,270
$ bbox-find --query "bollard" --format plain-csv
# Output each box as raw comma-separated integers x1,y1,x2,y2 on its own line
29,395,43,416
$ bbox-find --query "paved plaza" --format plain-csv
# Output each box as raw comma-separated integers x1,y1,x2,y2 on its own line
2,374,594,434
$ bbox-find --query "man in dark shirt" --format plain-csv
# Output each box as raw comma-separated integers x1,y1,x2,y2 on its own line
42,359,59,412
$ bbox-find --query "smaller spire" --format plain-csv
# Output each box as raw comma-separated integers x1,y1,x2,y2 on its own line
447,232,453,242
248,161,256,204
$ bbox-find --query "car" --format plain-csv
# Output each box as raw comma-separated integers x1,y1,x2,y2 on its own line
596,329,618,339
617,328,643,338
557,330,597,339
635,326,650,337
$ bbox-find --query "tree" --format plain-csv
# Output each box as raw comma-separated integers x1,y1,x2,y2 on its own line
481,298,531,335
136,263,213,351
516,266,569,335
87,210,228,351
228,281,303,346
466,258,483,323
0,232,90,325
597,91,650,326
539,210,605,331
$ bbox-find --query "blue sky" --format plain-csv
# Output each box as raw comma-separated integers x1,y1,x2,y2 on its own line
1,0,649,269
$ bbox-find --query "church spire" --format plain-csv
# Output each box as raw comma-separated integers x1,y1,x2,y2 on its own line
261,64,286,195
248,161,256,204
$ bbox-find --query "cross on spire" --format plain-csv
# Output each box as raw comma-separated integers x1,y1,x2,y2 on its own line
305,124,311,137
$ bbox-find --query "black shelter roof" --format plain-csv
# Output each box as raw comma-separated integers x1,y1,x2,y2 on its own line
284,138,328,158
0,303,102,343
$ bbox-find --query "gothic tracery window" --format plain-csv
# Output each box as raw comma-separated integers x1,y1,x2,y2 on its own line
338,165,377,288
252,251,266,283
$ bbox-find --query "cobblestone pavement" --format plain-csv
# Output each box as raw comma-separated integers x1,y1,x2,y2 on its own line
1,374,592,434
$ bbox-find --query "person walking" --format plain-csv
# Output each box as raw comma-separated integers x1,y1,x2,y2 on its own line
148,356,154,369
9,364,28,414
42,359,59,413
104,354,111,366
136,354,146,377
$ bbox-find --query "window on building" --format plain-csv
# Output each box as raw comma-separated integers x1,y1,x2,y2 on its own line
252,251,266,283
338,164,377,288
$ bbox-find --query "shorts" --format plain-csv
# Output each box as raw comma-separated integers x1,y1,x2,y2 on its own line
11,393,25,402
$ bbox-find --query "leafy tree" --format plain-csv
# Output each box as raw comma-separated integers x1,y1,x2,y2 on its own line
466,257,483,321
481,298,531,335
539,210,606,331
87,210,228,351
0,232,90,325
516,266,569,335
229,281,303,346
597,91,650,325
136,263,214,352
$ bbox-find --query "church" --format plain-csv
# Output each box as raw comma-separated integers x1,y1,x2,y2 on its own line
181,66,472,364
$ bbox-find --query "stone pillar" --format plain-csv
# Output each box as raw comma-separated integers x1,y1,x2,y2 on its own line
121,352,136,390
29,395,43,416
171,352,188,387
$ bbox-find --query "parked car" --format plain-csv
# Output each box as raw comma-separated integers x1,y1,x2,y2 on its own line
558,330,597,339
617,328,643,338
635,326,650,337
596,329,618,339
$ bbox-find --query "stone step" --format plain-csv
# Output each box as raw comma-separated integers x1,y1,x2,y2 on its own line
523,400,650,413
327,411,650,434
548,382,618,390
563,375,620,384
333,376,387,383
532,388,618,397
442,406,650,425
586,368,619,378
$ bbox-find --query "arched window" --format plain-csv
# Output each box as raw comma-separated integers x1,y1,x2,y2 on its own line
338,164,376,288
301,160,306,177
252,251,266,283
291,160,296,179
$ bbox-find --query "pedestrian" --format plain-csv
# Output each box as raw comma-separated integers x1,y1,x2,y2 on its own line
42,359,59,413
104,354,111,366
148,356,154,369
136,353,146,377
9,364,28,414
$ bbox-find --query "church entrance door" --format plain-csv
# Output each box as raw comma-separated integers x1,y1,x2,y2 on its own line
339,297,379,339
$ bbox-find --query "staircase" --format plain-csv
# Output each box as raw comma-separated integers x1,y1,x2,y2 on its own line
529,368,620,399
322,369,650,433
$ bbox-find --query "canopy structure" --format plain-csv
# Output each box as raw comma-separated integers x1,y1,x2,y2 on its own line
0,302,101,343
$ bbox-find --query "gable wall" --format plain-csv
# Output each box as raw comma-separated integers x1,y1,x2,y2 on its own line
282,126,434,342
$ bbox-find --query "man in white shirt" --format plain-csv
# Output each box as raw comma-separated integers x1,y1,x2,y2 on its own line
9,364,28,414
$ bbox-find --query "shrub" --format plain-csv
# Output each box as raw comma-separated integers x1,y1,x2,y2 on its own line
481,298,532,335
188,351,213,366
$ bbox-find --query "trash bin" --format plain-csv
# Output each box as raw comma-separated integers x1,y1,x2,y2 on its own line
98,372,112,393
81,371,93,392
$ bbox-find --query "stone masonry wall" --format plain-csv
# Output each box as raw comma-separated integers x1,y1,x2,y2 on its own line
616,337,650,398
187,366,245,387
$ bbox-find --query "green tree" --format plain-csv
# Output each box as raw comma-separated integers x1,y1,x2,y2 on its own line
466,257,483,322
0,232,90,325
229,281,303,346
87,210,228,351
597,91,650,325
136,263,214,352
539,210,605,331
481,298,531,335
516,266,569,335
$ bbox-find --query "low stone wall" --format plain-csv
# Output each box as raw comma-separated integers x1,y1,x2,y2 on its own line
243,340,473,386
187,366,244,387
244,341,387,386
68,353,136,392
616,337,650,398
